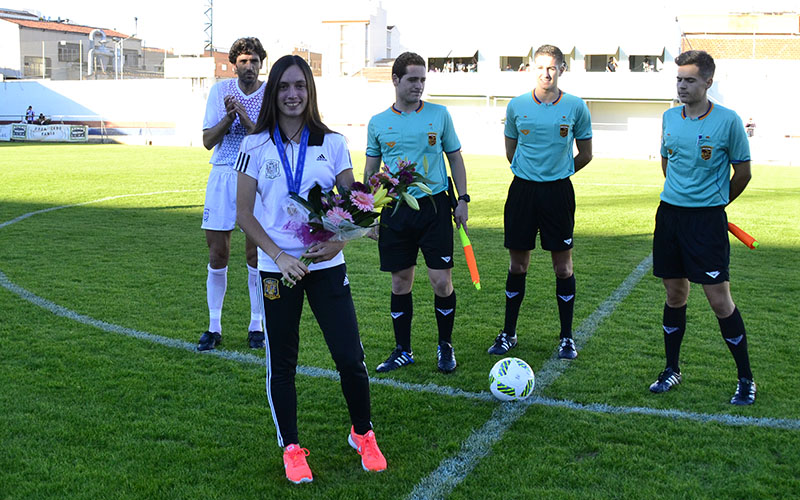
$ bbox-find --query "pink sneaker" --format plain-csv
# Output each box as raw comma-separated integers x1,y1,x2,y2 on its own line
283,444,312,484
348,426,387,472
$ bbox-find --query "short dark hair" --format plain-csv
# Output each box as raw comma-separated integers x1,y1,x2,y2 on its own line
674,50,715,80
252,55,333,137
534,44,564,67
228,37,266,64
392,52,426,80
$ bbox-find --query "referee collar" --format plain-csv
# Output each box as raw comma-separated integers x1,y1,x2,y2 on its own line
391,101,425,114
533,89,562,105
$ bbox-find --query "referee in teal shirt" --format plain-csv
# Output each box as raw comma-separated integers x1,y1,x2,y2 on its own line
364,52,469,374
649,50,756,405
487,44,593,360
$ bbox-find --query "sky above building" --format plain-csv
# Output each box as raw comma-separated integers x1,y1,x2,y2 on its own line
2,0,797,54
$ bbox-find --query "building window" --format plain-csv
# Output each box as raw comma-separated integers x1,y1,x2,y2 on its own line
23,56,51,77
58,43,80,63
221,63,227,71
123,49,139,68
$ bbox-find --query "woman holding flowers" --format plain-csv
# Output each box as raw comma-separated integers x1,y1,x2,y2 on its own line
234,55,386,484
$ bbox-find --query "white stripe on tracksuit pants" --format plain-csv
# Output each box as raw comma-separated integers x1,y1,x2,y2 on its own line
258,263,373,447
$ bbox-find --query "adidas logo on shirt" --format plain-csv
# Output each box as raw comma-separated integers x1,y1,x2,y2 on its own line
343,275,350,286
705,271,721,279
316,154,327,161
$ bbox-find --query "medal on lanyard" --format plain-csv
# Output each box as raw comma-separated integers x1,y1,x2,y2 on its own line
274,126,310,194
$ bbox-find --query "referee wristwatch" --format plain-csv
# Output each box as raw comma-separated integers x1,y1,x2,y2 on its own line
458,194,471,203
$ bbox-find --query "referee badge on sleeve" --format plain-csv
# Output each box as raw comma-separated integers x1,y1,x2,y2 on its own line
263,278,280,300
559,124,569,137
701,145,713,161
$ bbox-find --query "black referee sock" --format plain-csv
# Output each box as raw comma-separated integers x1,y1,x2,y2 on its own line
663,303,687,372
718,307,753,380
435,291,456,345
391,292,413,352
503,272,526,336
556,274,576,339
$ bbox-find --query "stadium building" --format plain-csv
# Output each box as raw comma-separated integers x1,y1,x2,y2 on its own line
1,6,797,162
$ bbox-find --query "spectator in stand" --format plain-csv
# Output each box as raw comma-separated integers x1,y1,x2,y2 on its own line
607,56,618,72
25,106,34,124
745,118,756,138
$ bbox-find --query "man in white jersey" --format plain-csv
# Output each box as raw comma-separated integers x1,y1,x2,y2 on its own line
198,37,267,351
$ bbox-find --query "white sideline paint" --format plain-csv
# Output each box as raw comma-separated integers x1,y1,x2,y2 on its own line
0,190,201,231
406,254,654,500
3,198,799,500
6,266,797,434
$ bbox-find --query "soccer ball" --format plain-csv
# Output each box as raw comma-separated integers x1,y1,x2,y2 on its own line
489,357,535,402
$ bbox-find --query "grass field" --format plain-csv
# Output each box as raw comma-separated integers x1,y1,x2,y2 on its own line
1,143,799,499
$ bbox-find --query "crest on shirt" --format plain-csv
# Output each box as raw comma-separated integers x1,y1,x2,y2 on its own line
264,159,281,179
428,132,437,146
559,124,569,138
700,145,713,161
386,141,396,148
263,278,280,300
520,129,530,135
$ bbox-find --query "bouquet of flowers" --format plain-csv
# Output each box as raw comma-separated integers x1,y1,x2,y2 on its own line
367,158,433,214
281,158,432,286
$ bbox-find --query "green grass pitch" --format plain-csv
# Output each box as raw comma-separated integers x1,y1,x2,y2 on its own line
1,143,800,499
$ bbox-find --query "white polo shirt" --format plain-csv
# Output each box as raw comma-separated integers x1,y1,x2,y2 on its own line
236,129,353,272
203,78,265,168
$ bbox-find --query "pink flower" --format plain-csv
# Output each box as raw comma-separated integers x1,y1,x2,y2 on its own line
350,190,375,212
325,206,353,226
283,220,333,246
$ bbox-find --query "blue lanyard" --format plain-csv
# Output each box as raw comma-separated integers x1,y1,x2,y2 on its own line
273,126,309,194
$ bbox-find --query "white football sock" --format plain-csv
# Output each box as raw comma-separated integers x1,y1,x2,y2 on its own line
207,264,227,333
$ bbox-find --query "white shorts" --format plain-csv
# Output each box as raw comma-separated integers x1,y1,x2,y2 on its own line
202,166,238,231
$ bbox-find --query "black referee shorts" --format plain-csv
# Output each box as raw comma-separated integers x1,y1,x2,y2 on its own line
504,176,575,252
653,201,730,284
378,191,454,272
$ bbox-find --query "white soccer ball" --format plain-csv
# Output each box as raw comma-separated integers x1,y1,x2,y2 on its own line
489,357,535,402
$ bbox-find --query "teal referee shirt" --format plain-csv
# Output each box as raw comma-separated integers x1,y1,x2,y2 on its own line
660,103,750,207
366,101,461,198
504,90,592,182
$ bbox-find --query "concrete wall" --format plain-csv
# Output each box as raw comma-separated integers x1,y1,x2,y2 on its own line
1,71,797,163
0,79,207,146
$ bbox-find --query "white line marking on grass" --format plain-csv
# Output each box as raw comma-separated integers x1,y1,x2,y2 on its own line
532,396,800,431
5,266,799,435
3,267,799,427
0,268,493,402
0,190,202,230
406,254,653,500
